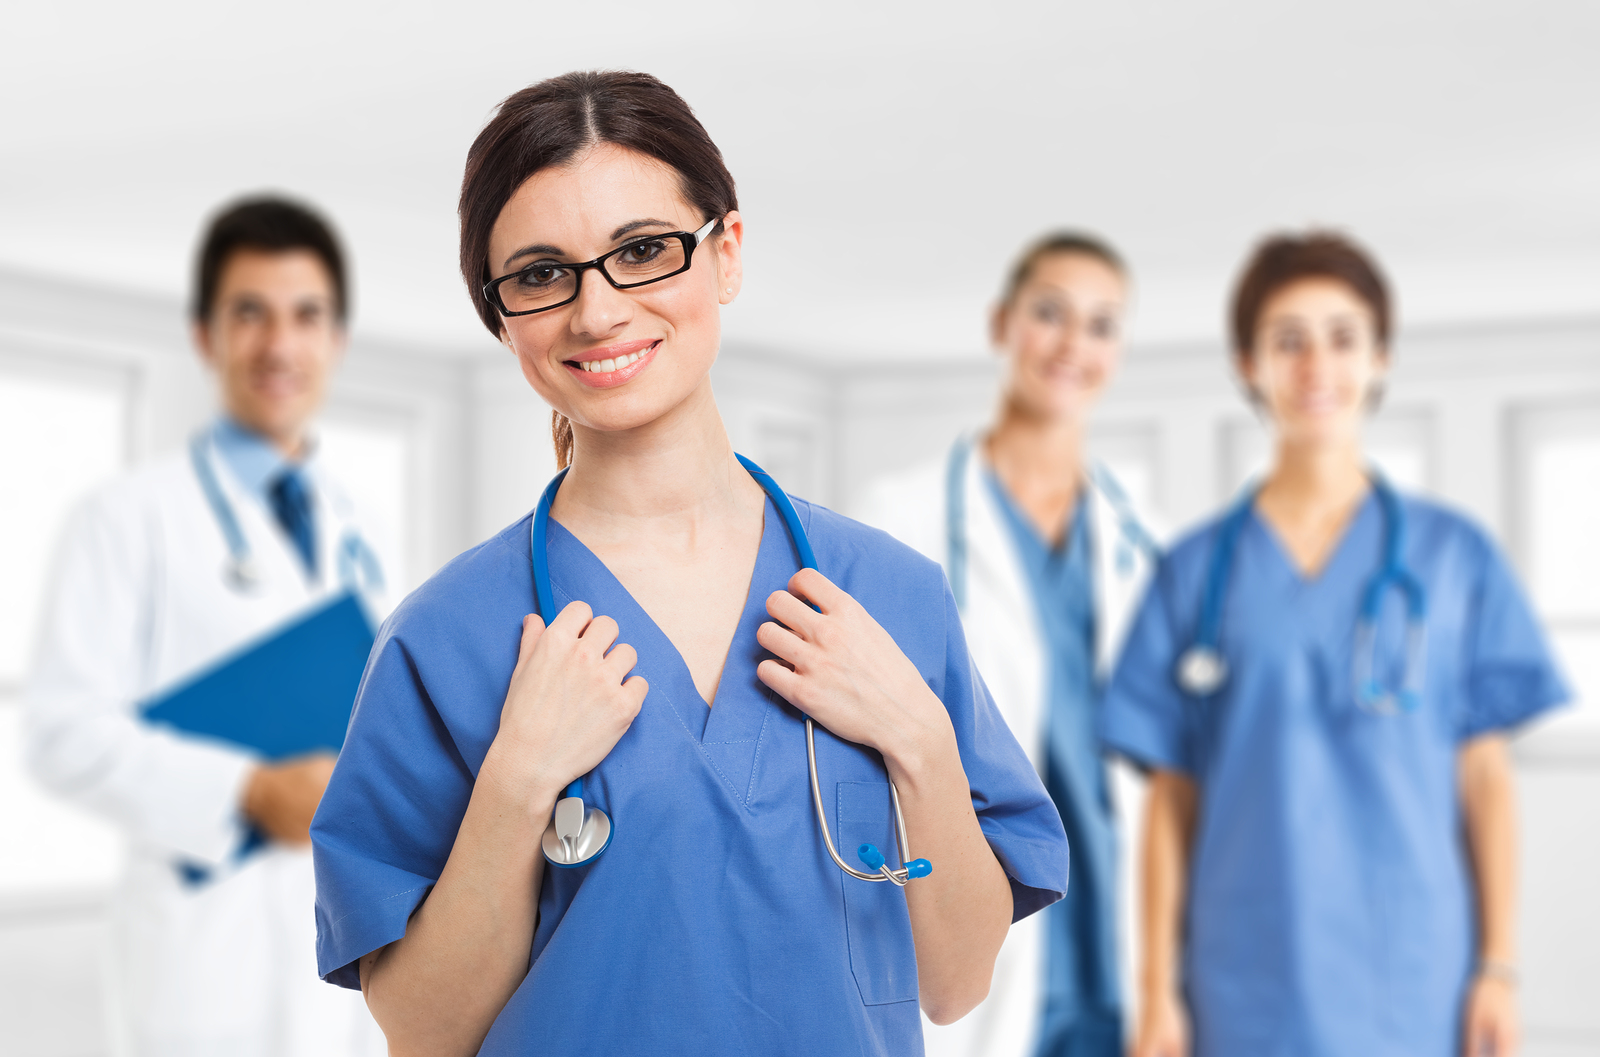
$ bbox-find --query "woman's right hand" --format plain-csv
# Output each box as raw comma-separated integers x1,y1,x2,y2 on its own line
484,601,648,807
1130,990,1190,1057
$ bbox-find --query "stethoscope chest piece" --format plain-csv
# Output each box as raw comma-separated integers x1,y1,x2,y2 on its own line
224,556,264,594
1175,644,1229,697
541,793,612,868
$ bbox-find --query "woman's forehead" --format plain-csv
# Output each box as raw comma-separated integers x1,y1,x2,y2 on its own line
492,145,694,251
1261,277,1373,321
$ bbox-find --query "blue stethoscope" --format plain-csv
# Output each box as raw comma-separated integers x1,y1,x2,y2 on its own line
189,432,385,597
530,454,933,886
944,436,1159,611
1173,473,1428,714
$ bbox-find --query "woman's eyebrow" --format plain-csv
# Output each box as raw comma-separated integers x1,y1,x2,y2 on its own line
503,243,564,269
610,218,675,240
502,219,677,269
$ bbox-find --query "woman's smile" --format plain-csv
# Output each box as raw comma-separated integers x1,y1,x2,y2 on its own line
562,338,661,388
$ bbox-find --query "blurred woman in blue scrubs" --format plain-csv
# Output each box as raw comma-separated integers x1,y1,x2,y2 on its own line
1102,232,1566,1057
308,71,1069,1057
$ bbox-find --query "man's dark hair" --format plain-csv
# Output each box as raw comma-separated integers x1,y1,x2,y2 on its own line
193,196,349,323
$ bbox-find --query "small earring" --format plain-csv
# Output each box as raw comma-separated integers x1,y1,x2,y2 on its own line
725,287,732,293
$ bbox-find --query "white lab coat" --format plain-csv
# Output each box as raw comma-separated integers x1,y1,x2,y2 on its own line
24,438,394,1057
853,436,1157,1057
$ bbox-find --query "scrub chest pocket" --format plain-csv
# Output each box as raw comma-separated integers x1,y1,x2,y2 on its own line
836,781,919,1005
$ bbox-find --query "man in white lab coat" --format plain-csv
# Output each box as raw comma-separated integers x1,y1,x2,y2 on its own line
25,197,391,1057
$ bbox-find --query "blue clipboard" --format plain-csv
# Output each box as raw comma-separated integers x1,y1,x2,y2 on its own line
141,590,376,880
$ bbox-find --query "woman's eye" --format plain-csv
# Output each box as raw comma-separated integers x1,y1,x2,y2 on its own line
517,263,566,288
1089,315,1118,340
621,239,667,263
1272,330,1307,354
1032,302,1063,325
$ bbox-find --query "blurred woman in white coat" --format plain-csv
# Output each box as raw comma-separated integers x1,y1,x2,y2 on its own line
855,232,1157,1057
24,198,391,1057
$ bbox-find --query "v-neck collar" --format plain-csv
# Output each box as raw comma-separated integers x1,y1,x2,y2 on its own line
541,497,796,805
1246,489,1379,589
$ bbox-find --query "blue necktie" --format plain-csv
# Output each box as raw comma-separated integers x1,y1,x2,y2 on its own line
269,468,318,577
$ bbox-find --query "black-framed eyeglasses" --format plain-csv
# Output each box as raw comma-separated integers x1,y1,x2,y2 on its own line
483,216,720,317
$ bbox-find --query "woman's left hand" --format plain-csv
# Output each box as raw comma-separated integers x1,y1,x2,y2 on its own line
756,568,953,771
1462,975,1518,1057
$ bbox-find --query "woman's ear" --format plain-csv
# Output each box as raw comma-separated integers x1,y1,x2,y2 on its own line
1234,351,1264,409
990,302,1009,352
716,211,745,304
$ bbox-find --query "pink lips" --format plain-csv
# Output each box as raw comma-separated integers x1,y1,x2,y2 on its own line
564,340,660,389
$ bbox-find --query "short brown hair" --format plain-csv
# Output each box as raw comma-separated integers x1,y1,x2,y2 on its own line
1230,231,1391,357
1000,231,1126,308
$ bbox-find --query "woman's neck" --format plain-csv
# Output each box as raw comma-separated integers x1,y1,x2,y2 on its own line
1254,435,1370,576
1259,436,1368,512
984,400,1087,545
553,379,761,537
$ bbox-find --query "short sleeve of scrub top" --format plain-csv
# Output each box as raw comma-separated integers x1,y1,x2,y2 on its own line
1457,527,1570,739
1093,535,1207,775
310,498,1067,1056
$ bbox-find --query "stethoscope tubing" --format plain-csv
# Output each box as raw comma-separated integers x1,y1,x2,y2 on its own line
531,454,929,883
944,436,1158,612
188,430,383,597
1177,473,1427,713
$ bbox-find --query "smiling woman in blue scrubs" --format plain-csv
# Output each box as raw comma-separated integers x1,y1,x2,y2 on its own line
308,71,1068,1057
1101,233,1567,1057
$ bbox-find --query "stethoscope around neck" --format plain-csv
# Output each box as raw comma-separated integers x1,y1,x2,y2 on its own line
188,432,385,597
1173,473,1428,714
530,454,932,886
943,435,1159,611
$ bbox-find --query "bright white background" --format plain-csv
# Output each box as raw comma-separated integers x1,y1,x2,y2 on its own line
1,1,1598,1054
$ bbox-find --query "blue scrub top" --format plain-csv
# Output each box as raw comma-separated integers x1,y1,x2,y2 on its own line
312,495,1069,1057
1100,491,1567,1057
983,474,1121,1056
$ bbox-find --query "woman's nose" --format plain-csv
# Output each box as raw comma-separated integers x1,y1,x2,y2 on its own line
568,269,632,337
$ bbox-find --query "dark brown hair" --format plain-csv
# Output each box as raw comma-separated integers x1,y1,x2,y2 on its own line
193,196,347,323
1230,231,1391,358
1000,231,1126,308
458,71,739,469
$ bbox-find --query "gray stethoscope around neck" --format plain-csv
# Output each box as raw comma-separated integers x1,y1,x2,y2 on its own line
1173,473,1428,714
530,454,933,886
944,436,1160,611
188,432,385,596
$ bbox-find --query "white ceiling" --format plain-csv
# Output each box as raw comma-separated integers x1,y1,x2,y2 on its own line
3,0,1597,362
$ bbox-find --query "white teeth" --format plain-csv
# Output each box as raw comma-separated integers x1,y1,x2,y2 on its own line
626,352,639,364
600,358,616,372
